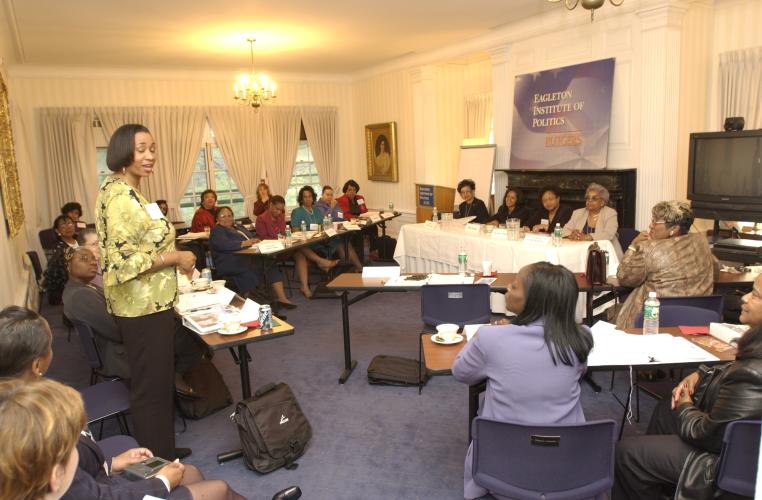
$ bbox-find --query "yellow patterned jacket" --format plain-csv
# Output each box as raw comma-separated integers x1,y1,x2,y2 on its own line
95,176,177,317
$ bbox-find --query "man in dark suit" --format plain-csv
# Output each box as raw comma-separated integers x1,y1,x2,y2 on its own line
62,247,204,394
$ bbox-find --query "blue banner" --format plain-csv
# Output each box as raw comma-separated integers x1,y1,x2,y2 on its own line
510,58,615,170
418,185,434,207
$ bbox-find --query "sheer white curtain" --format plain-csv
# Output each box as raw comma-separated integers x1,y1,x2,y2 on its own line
301,107,337,189
718,47,762,129
206,107,264,217
148,107,206,221
464,93,493,141
40,108,97,222
261,107,302,197
95,107,205,220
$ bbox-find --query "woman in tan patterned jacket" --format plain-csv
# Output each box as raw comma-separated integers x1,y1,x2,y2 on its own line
615,201,719,329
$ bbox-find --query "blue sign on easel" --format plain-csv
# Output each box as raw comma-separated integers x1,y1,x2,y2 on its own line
418,185,434,207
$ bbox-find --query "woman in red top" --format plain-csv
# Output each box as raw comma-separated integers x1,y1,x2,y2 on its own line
253,183,271,217
255,195,337,298
335,179,367,220
190,189,217,232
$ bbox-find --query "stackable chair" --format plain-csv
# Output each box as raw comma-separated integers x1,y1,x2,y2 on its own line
25,250,45,311
632,298,723,421
96,434,139,461
71,319,121,385
418,284,491,393
80,380,131,439
471,418,617,500
715,420,761,497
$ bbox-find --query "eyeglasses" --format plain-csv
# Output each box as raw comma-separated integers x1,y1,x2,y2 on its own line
585,196,602,202
651,220,668,225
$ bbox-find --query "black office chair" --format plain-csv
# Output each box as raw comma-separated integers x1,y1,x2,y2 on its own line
38,228,59,257
617,228,640,252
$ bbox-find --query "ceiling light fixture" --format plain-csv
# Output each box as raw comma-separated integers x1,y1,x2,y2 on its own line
233,38,277,108
547,0,624,22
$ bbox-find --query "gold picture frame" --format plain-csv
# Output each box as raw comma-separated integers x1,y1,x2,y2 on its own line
0,73,24,238
365,122,398,182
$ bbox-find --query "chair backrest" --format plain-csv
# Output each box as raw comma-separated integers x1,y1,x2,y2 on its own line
421,284,491,329
716,420,761,497
70,319,104,371
472,417,617,499
659,295,724,318
634,304,722,328
38,228,59,251
617,228,640,251
26,251,43,281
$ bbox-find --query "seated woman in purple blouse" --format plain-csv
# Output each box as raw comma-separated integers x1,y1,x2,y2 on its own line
453,262,594,500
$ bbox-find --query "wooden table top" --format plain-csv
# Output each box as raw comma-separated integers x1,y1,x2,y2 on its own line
199,316,295,351
422,326,737,374
326,272,516,292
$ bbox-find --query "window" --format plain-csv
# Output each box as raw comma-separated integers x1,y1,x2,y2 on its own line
94,121,244,223
178,144,244,223
96,147,109,187
285,140,321,208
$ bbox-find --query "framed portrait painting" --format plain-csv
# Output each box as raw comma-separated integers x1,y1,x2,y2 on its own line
365,122,398,182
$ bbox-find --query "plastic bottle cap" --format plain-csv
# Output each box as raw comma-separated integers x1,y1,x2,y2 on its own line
648,291,657,298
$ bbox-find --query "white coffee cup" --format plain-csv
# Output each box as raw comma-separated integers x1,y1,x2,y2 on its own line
436,323,459,342
482,261,492,276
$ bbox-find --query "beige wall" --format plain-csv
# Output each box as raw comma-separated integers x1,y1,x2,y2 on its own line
3,0,762,305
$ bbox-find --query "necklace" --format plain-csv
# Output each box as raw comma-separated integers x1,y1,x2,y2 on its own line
464,201,473,217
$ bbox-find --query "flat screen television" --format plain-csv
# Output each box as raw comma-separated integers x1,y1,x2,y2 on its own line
687,130,762,222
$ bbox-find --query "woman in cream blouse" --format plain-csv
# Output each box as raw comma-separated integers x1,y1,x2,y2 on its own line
562,183,622,258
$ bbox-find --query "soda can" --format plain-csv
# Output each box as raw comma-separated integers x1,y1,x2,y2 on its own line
259,304,273,332
201,268,212,282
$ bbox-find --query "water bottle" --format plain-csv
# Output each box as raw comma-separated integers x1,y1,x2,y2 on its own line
323,214,332,232
643,292,660,335
457,243,467,276
432,207,439,222
553,223,562,247
285,226,292,246
300,220,307,237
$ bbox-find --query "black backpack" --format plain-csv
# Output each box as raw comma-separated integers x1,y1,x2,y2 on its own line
367,355,431,386
175,357,233,419
233,382,312,474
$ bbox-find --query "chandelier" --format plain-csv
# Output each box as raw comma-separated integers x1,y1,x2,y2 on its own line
548,0,624,21
233,38,277,108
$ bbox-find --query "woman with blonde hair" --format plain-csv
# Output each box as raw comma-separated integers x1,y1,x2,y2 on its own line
0,377,85,500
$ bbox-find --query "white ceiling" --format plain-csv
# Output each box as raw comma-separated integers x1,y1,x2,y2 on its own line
2,0,556,75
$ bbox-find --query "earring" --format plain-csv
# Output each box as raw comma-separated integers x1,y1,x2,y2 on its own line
122,167,126,175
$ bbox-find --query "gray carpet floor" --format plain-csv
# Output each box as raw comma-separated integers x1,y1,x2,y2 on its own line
44,287,656,500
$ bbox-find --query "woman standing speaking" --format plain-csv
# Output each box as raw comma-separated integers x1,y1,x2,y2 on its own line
96,124,196,459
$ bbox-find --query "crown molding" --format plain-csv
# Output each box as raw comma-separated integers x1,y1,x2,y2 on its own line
6,64,354,84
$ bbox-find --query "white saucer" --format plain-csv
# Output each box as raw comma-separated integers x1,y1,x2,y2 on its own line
218,325,247,336
431,333,464,345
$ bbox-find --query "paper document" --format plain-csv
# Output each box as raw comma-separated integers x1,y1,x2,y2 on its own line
257,240,285,254
428,274,475,285
588,321,718,367
238,298,261,324
450,216,475,225
362,266,401,279
342,222,361,231
463,324,489,341
176,288,232,314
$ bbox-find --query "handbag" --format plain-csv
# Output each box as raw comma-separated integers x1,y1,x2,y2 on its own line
585,242,606,285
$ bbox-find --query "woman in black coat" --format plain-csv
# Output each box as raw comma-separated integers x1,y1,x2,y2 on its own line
525,185,572,233
456,179,490,224
487,187,530,227
208,206,295,308
613,273,762,499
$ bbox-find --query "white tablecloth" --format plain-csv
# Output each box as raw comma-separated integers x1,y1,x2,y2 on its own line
394,223,620,319
394,223,619,275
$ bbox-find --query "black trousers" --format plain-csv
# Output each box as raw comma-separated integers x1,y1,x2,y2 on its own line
613,399,695,499
116,309,176,459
